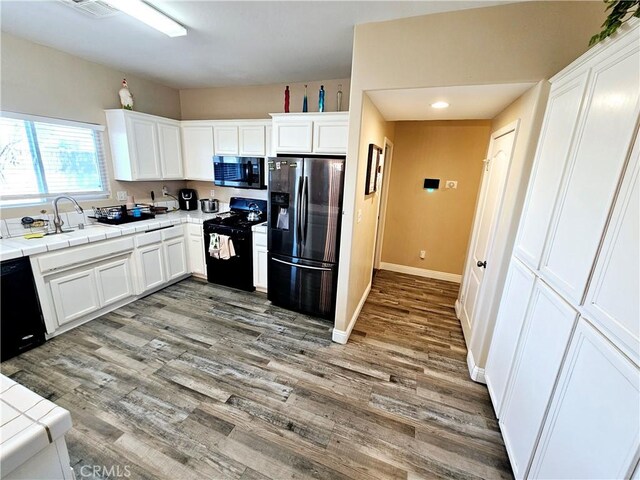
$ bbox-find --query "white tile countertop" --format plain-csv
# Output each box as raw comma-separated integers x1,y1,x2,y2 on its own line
0,210,222,261
0,375,73,477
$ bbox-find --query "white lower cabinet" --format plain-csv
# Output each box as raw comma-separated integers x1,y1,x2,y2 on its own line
186,224,206,277
529,318,640,479
499,280,578,478
164,236,188,281
252,225,267,292
137,243,166,292
49,268,101,326
95,258,133,307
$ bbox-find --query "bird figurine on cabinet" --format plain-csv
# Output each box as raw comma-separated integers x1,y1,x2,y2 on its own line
118,79,134,110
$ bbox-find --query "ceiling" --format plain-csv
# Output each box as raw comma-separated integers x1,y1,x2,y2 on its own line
367,83,536,121
1,0,513,90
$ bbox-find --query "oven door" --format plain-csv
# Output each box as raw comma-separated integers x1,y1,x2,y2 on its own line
204,226,255,291
214,156,265,189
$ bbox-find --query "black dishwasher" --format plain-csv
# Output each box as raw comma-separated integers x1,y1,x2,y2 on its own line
1,257,46,361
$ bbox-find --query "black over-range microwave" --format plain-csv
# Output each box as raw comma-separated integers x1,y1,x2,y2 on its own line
213,156,266,190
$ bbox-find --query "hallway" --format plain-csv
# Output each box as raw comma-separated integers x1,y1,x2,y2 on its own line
2,272,511,479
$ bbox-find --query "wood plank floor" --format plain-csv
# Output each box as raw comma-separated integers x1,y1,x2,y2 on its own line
1,271,512,479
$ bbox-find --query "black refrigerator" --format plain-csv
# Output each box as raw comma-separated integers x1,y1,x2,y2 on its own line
267,156,345,320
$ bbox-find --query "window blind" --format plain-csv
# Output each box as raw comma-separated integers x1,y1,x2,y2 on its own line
0,112,109,206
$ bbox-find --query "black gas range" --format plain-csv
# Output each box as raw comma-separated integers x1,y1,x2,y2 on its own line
203,197,267,291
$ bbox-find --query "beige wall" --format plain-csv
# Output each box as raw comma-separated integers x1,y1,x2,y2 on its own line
186,181,268,205
335,2,606,334
381,121,491,275
0,32,185,219
343,93,395,325
466,80,550,368
180,78,350,120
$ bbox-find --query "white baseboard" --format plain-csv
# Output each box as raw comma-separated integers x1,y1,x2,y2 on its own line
332,282,372,344
379,262,461,283
467,350,486,384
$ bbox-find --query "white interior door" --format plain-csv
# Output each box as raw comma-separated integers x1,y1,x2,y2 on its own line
460,126,516,334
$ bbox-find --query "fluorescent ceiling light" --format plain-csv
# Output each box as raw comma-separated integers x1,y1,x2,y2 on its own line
431,101,449,109
106,0,186,37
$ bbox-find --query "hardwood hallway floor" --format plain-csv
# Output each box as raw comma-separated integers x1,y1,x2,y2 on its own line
1,271,512,480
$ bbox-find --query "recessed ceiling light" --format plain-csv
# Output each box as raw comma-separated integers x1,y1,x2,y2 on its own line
431,101,449,109
105,0,187,37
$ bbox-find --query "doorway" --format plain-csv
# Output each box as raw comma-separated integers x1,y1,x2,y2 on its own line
373,138,394,273
457,121,519,342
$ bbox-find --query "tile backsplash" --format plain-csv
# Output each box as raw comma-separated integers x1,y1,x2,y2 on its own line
0,200,179,239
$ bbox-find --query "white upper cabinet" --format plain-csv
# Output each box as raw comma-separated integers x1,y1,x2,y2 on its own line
513,73,588,269
539,38,640,303
213,121,270,157
157,121,184,179
239,125,266,156
271,113,349,155
584,132,640,364
529,318,640,480
182,124,214,181
214,125,239,155
105,109,182,181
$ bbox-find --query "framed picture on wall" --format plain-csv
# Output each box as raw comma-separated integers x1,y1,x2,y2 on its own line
366,143,382,195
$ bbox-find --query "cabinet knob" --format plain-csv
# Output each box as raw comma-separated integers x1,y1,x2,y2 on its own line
477,260,487,269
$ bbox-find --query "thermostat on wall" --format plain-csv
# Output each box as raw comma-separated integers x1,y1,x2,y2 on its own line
423,178,440,190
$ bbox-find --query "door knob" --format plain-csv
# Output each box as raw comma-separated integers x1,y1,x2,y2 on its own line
477,260,487,268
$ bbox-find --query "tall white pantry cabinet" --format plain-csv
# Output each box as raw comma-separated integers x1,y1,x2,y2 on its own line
485,21,640,479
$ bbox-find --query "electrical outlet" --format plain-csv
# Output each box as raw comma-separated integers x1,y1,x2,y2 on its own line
210,189,216,198
357,209,362,223
162,186,169,197
420,250,426,259
446,180,458,189
116,191,127,201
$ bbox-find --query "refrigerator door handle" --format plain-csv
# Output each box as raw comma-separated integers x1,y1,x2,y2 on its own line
272,257,332,271
302,175,309,245
296,176,303,243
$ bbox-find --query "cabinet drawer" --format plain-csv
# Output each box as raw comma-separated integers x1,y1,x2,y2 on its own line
253,232,267,247
37,237,134,274
135,229,163,247
161,225,184,241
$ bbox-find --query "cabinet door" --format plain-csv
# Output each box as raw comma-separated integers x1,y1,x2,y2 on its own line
127,116,162,180
94,258,133,307
274,121,313,154
164,237,188,281
252,231,268,291
513,72,589,269
239,125,265,156
157,122,184,179
313,120,348,154
182,126,214,181
485,257,536,417
584,132,639,364
529,318,640,480
500,280,578,478
186,224,206,277
214,126,239,155
265,125,274,157
49,269,100,326
540,43,640,303
138,243,166,292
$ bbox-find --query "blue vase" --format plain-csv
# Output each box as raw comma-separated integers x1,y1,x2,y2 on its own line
318,85,325,112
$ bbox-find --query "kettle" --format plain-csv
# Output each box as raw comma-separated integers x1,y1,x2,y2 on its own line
200,198,219,213
247,202,262,222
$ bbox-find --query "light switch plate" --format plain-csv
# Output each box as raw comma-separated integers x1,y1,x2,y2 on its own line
446,180,458,189
357,209,362,223
210,190,216,198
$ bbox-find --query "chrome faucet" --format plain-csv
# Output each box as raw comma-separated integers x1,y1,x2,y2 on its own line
51,195,84,234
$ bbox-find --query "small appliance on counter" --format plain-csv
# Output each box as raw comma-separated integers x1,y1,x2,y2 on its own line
90,204,155,225
200,198,219,213
179,188,198,211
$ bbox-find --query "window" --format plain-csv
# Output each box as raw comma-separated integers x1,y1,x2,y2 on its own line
0,112,109,206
